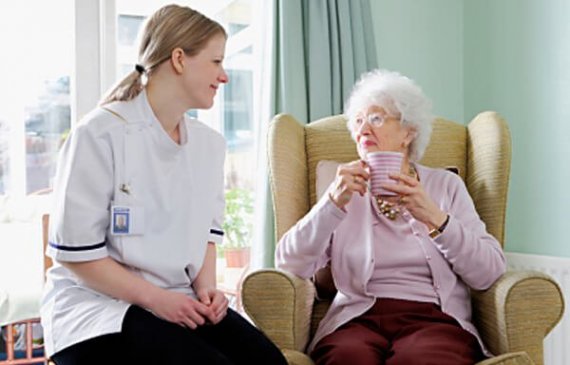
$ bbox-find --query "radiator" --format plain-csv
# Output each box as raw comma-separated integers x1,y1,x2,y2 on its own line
505,252,569,365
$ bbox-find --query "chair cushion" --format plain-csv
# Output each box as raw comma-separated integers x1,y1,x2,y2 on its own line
315,160,339,200
306,116,359,207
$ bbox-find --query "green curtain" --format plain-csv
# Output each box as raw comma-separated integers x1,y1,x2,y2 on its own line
253,0,378,268
274,0,377,122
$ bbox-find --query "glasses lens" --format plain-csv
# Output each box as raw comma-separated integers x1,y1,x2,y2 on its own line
368,114,384,126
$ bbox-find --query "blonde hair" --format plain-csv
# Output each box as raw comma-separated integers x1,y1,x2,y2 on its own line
344,69,434,162
100,4,226,105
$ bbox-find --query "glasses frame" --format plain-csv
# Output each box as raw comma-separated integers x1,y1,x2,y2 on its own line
350,112,401,130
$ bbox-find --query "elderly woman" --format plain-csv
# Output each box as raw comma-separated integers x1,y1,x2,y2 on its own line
275,69,506,365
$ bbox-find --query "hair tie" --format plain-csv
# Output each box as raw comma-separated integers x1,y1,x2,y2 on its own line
135,64,146,74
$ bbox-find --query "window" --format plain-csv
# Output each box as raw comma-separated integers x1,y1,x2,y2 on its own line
0,1,73,196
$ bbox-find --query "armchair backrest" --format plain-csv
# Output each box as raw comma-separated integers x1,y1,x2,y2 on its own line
268,111,511,247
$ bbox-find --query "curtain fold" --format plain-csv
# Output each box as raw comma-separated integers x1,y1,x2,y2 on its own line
252,0,378,268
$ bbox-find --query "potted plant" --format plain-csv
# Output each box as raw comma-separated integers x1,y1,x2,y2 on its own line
221,188,253,268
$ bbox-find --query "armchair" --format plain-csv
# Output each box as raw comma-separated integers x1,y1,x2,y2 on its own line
242,112,564,365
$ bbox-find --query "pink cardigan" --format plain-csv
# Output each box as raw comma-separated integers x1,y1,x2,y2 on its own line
275,164,506,355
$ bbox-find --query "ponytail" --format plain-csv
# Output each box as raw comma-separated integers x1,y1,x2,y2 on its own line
99,65,146,106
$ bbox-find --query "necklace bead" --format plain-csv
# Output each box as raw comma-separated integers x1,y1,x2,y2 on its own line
375,197,400,220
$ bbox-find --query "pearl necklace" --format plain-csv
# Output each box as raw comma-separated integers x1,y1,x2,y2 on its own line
375,198,400,220
373,165,418,220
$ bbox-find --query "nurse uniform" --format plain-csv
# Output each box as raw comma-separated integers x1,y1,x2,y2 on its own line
40,90,226,357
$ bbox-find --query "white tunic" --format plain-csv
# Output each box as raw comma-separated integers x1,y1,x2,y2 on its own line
40,90,226,356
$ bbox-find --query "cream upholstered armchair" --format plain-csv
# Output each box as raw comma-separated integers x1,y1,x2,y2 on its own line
242,112,564,365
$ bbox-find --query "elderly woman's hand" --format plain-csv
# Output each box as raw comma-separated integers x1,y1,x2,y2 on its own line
383,172,448,230
329,160,370,210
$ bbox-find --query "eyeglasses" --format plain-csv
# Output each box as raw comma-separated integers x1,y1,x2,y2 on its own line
352,113,398,129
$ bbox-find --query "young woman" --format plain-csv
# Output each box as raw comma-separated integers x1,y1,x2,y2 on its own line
41,5,286,365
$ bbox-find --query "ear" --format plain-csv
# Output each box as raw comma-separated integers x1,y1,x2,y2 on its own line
170,47,186,74
403,128,417,148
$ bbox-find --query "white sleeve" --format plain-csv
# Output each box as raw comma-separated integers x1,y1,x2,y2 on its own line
47,121,114,262
208,146,225,245
208,192,225,244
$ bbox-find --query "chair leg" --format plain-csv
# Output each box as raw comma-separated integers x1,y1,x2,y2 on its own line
25,323,32,359
6,324,15,360
1,320,48,365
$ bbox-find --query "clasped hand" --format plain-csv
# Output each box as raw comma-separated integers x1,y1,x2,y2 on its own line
151,287,229,329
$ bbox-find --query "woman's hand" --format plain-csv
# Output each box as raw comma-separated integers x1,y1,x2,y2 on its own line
383,172,447,230
329,160,370,210
148,289,213,329
196,287,229,325
60,258,216,329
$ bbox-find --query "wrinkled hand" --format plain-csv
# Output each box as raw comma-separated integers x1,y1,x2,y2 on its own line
329,160,370,210
196,287,229,325
382,172,447,230
149,289,213,329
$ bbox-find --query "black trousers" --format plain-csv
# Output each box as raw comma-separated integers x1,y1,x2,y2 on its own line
51,305,287,365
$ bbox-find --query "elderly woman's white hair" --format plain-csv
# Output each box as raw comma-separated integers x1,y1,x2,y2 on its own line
344,69,434,162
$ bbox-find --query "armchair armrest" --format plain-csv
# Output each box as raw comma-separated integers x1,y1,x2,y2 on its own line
476,351,534,365
242,269,316,352
471,270,564,365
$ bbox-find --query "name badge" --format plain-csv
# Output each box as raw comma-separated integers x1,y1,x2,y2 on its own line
111,205,145,235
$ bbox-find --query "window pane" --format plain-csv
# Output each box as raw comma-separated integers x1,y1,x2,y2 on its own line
224,69,253,153
118,14,144,46
117,14,145,79
0,1,73,196
25,77,71,194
